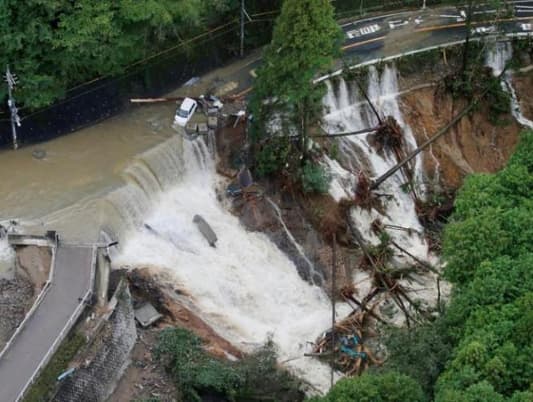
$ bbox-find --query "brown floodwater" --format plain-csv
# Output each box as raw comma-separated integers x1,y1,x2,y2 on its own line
0,53,258,241
0,103,175,223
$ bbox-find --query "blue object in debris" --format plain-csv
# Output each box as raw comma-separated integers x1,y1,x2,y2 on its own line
339,335,366,359
340,345,367,360
226,183,242,197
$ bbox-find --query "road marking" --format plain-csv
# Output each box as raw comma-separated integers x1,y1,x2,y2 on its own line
415,16,533,33
342,35,387,51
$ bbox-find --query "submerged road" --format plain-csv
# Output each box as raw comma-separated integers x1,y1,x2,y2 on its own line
0,246,94,402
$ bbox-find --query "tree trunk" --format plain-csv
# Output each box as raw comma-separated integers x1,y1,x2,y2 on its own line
461,0,474,78
300,98,309,163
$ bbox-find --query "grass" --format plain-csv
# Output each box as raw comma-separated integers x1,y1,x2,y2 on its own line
23,332,86,402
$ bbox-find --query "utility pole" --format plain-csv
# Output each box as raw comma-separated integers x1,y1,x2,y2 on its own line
240,0,252,58
240,0,245,57
5,65,21,150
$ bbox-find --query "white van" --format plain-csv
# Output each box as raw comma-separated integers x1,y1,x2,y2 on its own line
174,97,197,126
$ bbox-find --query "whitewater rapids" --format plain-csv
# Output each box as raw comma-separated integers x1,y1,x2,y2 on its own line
113,138,340,393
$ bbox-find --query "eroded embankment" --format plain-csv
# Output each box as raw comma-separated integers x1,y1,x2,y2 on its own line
94,42,533,398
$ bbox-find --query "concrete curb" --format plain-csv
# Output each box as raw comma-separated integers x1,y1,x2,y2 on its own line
315,32,533,83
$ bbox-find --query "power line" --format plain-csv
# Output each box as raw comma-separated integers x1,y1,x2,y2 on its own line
19,24,240,121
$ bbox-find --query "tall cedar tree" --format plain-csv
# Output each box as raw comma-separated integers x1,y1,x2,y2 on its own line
251,0,342,159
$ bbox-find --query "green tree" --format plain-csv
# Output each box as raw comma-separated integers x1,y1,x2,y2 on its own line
0,0,238,109
363,132,533,402
251,0,342,160
313,371,425,402
433,131,533,401
383,320,452,399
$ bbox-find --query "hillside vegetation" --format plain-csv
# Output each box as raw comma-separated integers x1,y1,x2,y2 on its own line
314,131,533,401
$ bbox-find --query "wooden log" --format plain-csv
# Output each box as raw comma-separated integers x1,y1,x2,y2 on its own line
370,66,509,190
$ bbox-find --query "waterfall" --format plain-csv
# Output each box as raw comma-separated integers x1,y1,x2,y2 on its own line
485,41,513,76
111,135,337,393
322,66,430,263
485,42,533,129
504,78,533,129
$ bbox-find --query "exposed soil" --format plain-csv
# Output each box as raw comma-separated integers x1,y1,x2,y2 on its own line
0,245,51,350
109,267,244,402
108,328,177,402
400,87,521,189
16,246,52,292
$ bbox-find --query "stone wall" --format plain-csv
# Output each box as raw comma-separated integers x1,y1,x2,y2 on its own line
53,284,137,402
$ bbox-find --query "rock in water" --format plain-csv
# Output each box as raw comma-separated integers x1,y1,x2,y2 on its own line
32,149,46,160
193,214,217,247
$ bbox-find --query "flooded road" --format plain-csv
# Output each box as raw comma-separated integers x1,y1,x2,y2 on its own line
0,51,258,241
0,103,176,239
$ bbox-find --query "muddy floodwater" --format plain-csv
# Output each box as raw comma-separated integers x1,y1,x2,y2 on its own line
0,53,257,241
0,102,176,240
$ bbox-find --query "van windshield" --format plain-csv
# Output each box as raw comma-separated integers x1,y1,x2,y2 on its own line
177,108,189,118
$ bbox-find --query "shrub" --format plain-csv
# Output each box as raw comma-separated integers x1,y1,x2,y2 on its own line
255,136,291,177
316,371,425,402
155,328,304,402
301,161,330,194
155,328,242,402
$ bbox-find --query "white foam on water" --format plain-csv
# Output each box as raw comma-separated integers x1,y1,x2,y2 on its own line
505,77,533,129
265,196,323,284
323,156,355,202
485,42,513,77
485,42,533,129
322,66,430,264
114,138,336,393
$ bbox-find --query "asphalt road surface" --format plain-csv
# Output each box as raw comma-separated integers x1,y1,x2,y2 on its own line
0,246,94,402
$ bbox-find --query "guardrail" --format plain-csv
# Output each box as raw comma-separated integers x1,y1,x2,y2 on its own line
315,32,533,83
0,234,58,363
15,245,97,402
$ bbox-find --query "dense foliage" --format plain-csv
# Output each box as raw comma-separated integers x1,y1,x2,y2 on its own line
313,132,533,401
0,0,258,109
250,0,341,191
155,328,303,402
301,161,331,194
309,372,425,402
435,131,533,401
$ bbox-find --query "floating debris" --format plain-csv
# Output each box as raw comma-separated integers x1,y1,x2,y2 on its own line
193,214,218,247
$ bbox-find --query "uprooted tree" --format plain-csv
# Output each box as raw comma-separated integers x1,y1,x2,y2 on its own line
249,0,343,191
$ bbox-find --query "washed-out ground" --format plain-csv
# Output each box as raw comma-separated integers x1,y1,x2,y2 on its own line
109,268,243,402
0,245,51,350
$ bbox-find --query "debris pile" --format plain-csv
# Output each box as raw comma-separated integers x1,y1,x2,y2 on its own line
371,116,404,156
